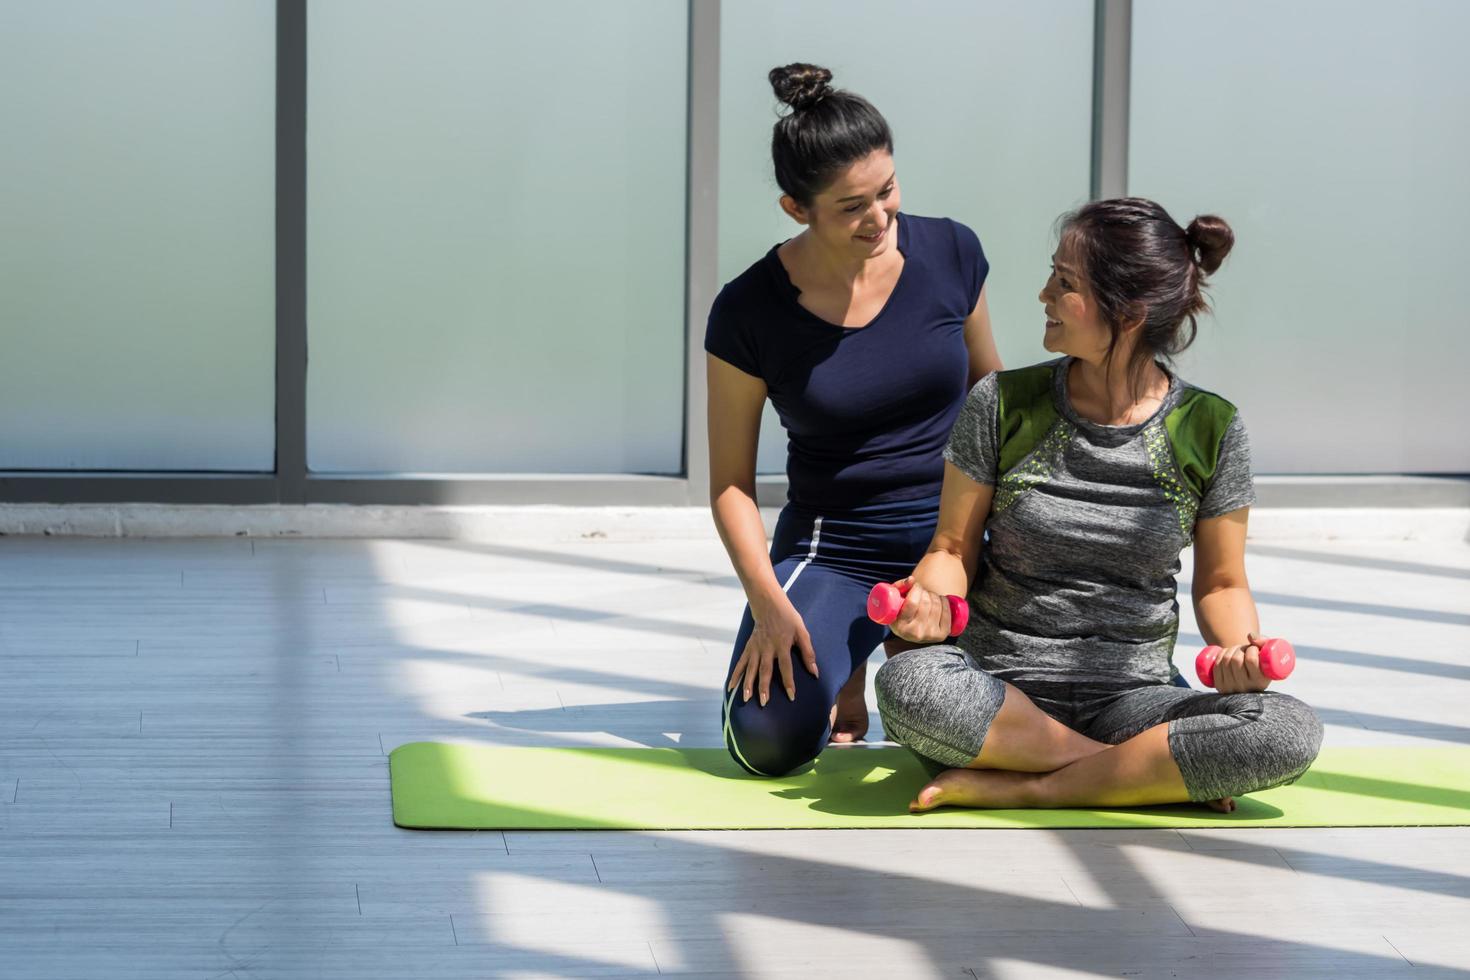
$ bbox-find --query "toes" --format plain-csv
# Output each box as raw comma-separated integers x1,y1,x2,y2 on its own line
827,712,869,745
909,782,946,813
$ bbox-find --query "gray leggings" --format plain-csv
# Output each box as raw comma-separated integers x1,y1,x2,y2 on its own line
874,645,1324,802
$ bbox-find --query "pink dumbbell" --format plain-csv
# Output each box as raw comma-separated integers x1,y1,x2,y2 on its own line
1195,637,1296,688
867,581,969,638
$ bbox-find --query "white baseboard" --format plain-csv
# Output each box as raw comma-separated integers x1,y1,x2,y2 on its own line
2,503,1467,543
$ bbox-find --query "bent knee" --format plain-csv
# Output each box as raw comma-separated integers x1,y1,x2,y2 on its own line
724,702,824,778
1260,693,1324,779
1175,692,1325,800
874,645,967,715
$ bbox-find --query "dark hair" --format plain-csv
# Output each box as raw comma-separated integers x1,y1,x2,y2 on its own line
1057,197,1235,391
768,63,894,207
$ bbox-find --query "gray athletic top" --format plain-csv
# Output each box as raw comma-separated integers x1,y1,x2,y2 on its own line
942,357,1255,691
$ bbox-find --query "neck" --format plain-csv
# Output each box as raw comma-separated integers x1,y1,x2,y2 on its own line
793,221,896,287
1068,352,1169,424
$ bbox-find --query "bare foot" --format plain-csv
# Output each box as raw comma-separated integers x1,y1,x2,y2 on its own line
1204,796,1236,813
828,661,869,743
909,768,1040,812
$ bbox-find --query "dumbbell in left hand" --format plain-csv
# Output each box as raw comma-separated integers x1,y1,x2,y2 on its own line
1195,637,1296,688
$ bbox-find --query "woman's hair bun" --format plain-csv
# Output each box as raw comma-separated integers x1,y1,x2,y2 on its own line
769,63,833,112
1185,214,1235,275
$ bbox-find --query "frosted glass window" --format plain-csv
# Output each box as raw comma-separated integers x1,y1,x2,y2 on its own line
0,2,276,471
718,1,1094,473
308,0,688,474
1131,0,1470,473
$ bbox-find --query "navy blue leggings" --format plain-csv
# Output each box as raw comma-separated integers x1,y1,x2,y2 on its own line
722,495,940,776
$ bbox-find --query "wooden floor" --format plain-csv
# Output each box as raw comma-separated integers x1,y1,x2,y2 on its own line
2,531,1468,979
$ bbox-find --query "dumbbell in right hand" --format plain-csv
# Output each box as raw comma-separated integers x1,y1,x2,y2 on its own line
867,581,969,638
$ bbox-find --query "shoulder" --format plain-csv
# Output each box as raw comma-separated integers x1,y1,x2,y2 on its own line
706,249,788,373
991,359,1065,471
901,213,983,254
898,212,948,239
1174,380,1240,415
902,215,988,308
963,358,1061,405
995,359,1063,411
998,358,1063,382
1165,381,1250,499
957,361,1058,419
1165,382,1243,445
711,248,782,318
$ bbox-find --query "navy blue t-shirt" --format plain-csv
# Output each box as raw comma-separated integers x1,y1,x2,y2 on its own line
705,213,988,510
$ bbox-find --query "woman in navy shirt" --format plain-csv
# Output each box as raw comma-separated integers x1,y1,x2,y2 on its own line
706,64,1002,776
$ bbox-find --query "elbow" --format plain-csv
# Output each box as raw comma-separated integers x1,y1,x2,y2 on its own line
1192,576,1249,604
709,478,756,512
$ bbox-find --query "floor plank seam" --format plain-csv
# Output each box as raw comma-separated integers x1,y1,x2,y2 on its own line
1382,935,1415,966
1272,846,1299,873
1059,875,1084,907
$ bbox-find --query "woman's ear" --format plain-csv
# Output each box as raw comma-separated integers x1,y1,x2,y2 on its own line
1119,308,1148,335
779,195,810,226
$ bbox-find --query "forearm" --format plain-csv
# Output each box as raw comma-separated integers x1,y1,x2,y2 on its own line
1193,585,1261,648
710,485,786,615
911,541,972,598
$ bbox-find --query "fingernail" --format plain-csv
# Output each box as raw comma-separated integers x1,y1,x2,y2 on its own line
760,692,768,706
743,689,751,702
786,687,795,701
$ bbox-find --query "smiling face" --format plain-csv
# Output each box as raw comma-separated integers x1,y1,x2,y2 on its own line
1038,237,1115,361
781,150,900,259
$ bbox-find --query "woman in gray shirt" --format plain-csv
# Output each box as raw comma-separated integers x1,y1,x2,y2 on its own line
874,198,1322,812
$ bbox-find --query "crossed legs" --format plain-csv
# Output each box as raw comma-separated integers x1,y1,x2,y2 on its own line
875,645,1322,811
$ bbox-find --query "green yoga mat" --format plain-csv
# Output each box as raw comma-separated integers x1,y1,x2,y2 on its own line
389,743,1470,830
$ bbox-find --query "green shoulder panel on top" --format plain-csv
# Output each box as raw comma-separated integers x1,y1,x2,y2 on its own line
996,364,1060,475
1162,388,1239,500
